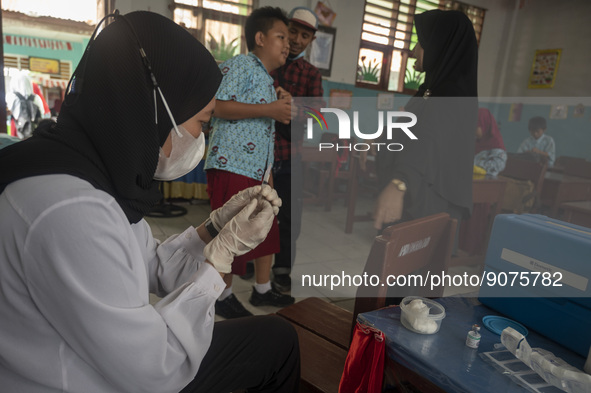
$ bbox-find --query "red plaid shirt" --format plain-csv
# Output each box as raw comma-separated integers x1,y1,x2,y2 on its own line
271,57,324,161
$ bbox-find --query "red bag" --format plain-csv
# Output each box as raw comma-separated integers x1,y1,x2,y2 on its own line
339,322,386,393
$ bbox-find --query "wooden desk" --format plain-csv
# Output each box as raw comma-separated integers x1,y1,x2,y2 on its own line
561,200,591,228
453,178,507,265
546,166,564,174
540,172,591,217
358,297,586,393
472,178,507,209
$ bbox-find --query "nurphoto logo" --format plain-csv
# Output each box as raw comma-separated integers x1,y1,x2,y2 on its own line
305,107,418,152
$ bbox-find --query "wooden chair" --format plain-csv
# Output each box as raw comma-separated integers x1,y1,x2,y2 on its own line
499,153,548,213
472,178,508,217
344,152,380,233
304,134,354,212
277,213,457,392
301,146,338,211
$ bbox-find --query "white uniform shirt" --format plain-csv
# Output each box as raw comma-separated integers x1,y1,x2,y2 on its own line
0,174,225,393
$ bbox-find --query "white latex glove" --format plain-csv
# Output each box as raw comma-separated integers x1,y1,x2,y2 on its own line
209,184,281,231
204,198,274,273
259,184,281,215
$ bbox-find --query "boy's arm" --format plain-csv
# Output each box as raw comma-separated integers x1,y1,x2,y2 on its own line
215,98,291,124
214,56,290,124
531,147,549,157
531,137,555,165
546,137,556,166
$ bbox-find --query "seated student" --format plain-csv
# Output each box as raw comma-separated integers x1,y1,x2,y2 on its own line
205,6,295,319
0,11,299,393
474,108,507,176
459,108,507,255
517,116,556,167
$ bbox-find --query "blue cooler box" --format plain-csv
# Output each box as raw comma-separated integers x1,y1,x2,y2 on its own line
478,214,591,357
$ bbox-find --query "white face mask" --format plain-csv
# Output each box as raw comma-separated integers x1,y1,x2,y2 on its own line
153,125,205,181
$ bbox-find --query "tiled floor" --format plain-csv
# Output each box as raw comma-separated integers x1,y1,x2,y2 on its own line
146,193,476,321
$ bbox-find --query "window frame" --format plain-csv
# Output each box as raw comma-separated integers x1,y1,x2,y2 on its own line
173,0,256,63
356,0,485,94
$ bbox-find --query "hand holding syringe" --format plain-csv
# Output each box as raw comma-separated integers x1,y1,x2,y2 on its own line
208,182,281,234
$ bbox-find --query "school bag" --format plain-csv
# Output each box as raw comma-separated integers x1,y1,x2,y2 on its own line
12,92,41,139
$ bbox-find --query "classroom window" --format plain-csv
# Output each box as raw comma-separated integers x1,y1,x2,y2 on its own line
173,0,255,63
356,0,485,93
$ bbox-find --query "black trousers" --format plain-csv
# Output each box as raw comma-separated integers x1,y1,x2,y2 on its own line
180,315,300,393
272,157,303,275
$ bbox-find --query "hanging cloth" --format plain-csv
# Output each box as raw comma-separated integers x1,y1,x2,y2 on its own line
339,321,386,393
32,82,50,115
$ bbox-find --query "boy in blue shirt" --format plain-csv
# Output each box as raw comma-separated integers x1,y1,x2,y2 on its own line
205,7,294,318
517,116,556,167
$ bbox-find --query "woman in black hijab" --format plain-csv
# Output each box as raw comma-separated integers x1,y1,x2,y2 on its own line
0,11,226,220
374,9,478,229
0,11,299,393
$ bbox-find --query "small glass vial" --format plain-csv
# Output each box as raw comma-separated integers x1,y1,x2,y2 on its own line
466,324,481,349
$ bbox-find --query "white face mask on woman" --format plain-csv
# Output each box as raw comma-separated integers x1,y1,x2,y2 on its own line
153,125,205,181
150,78,206,182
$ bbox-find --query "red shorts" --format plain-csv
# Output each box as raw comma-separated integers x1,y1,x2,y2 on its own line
206,169,280,275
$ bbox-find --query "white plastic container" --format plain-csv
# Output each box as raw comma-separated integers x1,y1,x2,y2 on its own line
400,296,446,334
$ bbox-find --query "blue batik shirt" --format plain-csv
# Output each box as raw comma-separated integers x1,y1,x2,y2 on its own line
517,133,556,167
204,53,276,181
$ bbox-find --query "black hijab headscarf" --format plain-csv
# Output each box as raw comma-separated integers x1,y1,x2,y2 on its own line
0,11,222,223
377,10,478,220
414,9,478,98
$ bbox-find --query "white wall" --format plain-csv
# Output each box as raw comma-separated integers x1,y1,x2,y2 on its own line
319,0,365,84
495,0,591,97
467,0,515,97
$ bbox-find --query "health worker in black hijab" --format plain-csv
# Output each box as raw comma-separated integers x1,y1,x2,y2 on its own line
374,9,478,230
0,11,299,393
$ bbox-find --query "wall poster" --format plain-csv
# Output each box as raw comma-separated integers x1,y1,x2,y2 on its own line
528,49,562,89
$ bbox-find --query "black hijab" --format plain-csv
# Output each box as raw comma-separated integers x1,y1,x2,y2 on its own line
414,9,478,98
378,10,478,218
0,11,222,223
